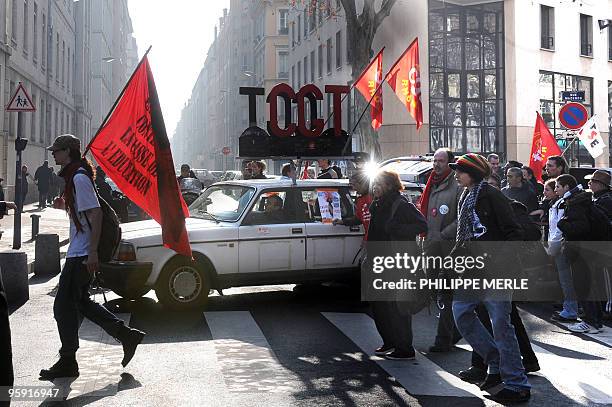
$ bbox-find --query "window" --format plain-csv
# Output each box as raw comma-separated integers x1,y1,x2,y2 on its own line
23,0,28,53
335,31,342,69
609,25,612,61
11,0,17,43
61,40,65,86
303,55,308,84
428,1,505,155
291,65,295,88
580,13,592,56
309,5,316,32
244,190,292,225
539,70,593,166
298,188,354,223
318,44,323,78
297,14,301,43
55,33,59,82
190,185,255,222
326,38,332,74
310,50,315,82
303,9,308,38
297,60,302,87
33,3,37,61
277,49,288,78
41,13,46,68
540,5,554,50
31,93,36,140
291,17,295,46
39,97,44,142
278,9,288,35
67,47,71,90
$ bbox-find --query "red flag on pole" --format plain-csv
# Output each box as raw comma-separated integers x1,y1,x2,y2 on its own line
353,48,384,130
529,112,562,182
385,38,423,130
85,55,192,257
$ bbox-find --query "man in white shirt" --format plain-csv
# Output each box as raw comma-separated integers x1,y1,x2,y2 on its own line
39,135,145,381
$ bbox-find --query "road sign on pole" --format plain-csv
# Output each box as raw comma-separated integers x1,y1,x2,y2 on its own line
5,82,36,249
558,102,588,130
6,82,36,112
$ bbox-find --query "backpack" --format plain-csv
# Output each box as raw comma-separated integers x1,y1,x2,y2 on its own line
74,169,122,262
588,202,612,241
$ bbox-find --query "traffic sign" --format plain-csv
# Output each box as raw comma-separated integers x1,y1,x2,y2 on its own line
222,146,231,155
560,91,585,102
558,102,588,130
5,82,35,112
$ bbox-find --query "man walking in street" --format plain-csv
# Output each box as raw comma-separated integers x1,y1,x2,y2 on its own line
39,135,145,381
502,167,539,213
34,160,52,208
419,148,463,353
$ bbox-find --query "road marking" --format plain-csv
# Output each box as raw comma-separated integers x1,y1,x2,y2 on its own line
55,313,131,400
322,312,483,398
204,311,300,393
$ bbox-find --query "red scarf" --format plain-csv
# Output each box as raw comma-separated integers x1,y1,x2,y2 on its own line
59,161,89,232
417,168,451,220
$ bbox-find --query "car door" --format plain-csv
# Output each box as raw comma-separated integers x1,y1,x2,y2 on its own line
238,189,306,274
300,187,364,270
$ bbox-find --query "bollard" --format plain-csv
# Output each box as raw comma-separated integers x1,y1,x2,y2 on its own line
34,234,60,276
0,250,28,310
30,214,41,239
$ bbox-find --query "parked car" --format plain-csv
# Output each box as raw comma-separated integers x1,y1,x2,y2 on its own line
378,156,434,203
99,179,363,309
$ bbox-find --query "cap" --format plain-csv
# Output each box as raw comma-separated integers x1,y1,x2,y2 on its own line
46,134,81,152
449,153,491,181
584,170,611,187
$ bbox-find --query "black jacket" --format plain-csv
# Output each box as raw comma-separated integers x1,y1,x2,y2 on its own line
501,183,539,213
471,183,523,242
593,190,612,219
557,189,592,241
368,192,427,241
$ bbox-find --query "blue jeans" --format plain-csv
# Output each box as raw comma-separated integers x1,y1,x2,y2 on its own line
453,299,530,392
555,252,578,318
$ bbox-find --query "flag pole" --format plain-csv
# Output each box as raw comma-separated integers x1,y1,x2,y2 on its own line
83,45,153,155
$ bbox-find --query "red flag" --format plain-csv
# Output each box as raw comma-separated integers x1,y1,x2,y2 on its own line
529,112,562,182
86,55,192,257
354,48,384,130
385,38,423,130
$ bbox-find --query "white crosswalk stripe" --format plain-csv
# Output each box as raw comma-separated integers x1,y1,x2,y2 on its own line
322,312,483,399
204,311,302,393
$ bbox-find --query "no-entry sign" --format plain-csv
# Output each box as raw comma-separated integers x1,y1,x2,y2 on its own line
558,102,588,130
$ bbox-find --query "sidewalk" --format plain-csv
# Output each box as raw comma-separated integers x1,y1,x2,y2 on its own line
0,203,70,271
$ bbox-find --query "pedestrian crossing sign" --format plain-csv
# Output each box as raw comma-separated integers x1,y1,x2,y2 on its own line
5,82,35,112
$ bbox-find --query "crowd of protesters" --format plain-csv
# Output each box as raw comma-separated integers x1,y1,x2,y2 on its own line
342,149,611,404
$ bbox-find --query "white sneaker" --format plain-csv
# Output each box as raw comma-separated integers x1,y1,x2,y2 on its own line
567,321,602,333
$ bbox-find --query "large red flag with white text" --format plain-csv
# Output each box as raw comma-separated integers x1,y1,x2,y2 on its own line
530,112,562,182
354,48,384,130
386,38,423,130
85,55,192,257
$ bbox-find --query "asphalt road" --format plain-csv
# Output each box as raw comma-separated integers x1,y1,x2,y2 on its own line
7,275,612,407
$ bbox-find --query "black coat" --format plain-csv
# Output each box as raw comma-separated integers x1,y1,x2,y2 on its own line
593,190,612,219
368,191,427,242
557,189,592,241
471,183,523,242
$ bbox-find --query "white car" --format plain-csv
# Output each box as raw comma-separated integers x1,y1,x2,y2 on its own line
100,179,364,310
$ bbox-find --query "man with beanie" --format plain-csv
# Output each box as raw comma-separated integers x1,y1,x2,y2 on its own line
39,135,145,381
419,148,463,353
450,153,531,403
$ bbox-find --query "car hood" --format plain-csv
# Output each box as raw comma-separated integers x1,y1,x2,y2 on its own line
120,217,233,242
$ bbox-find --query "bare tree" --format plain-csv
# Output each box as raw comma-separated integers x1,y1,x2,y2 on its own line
340,0,397,158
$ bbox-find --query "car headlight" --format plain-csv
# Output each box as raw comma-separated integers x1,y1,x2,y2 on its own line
114,241,137,261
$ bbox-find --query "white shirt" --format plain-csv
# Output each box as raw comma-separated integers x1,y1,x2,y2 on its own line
67,169,101,258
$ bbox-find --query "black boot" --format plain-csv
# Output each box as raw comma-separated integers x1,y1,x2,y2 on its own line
117,325,145,367
39,355,79,380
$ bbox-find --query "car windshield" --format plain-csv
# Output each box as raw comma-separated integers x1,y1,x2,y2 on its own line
189,184,255,222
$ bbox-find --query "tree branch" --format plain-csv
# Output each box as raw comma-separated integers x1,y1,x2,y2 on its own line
374,0,398,28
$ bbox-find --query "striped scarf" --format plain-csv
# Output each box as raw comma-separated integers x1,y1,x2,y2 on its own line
456,181,487,244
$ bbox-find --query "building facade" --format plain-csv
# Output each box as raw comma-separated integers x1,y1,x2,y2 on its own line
0,0,138,200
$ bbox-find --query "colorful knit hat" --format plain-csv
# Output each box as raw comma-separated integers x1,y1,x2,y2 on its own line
449,153,491,181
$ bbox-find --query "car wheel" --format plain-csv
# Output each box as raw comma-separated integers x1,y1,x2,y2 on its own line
112,286,151,301
155,257,210,310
